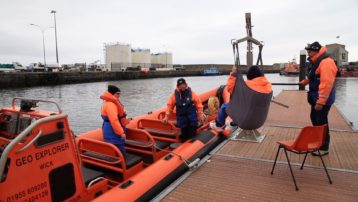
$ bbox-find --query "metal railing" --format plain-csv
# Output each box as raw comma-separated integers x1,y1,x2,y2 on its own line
12,97,62,114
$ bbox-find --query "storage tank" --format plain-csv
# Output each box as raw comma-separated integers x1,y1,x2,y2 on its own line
131,49,151,68
104,43,131,71
151,52,173,68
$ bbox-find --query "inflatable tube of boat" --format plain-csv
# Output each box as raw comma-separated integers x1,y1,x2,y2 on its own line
94,130,225,202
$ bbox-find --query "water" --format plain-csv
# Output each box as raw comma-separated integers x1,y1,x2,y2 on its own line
0,74,357,133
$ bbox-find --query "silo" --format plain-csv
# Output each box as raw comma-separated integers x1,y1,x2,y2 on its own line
131,49,151,68
154,52,173,68
163,52,173,68
104,43,131,71
151,53,161,68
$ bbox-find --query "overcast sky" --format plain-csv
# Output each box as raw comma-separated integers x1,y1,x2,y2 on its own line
1,0,357,65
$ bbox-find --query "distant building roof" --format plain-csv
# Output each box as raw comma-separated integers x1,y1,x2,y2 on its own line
326,43,345,48
132,48,150,52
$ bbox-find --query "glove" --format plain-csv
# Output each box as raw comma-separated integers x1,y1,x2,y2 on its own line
299,79,308,86
121,133,126,139
162,114,169,124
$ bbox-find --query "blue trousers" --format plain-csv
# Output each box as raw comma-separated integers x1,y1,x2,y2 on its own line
113,141,126,157
216,103,229,127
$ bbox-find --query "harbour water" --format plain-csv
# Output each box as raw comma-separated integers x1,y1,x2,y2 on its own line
0,74,357,134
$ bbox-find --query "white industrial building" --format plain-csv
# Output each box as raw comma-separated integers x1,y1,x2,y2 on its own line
104,42,173,71
151,53,173,68
131,49,151,68
104,43,131,71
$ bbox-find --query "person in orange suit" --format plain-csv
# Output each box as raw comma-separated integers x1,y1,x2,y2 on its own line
210,65,272,132
163,78,204,141
100,85,130,155
300,41,337,156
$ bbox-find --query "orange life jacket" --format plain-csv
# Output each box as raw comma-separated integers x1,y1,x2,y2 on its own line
100,91,130,127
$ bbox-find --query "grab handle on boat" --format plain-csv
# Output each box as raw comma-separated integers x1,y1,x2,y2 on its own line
12,97,62,114
16,130,42,154
0,114,67,181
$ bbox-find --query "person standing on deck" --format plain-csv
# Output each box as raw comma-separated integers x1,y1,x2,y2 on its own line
163,78,204,141
300,41,338,156
100,85,130,155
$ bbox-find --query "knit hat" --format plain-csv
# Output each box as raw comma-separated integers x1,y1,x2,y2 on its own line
177,78,186,86
247,65,264,80
108,85,120,95
305,41,321,52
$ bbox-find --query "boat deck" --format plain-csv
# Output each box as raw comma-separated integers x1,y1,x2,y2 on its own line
162,90,358,201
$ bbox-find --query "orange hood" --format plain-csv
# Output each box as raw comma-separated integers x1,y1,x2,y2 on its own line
310,47,327,63
245,76,272,94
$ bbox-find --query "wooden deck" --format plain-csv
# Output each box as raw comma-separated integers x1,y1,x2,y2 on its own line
267,90,353,131
162,90,358,201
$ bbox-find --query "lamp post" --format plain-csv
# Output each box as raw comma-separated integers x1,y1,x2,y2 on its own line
51,10,59,65
30,24,53,67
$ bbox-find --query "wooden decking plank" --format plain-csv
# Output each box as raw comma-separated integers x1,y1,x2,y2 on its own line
164,156,358,202
266,90,352,131
163,91,357,201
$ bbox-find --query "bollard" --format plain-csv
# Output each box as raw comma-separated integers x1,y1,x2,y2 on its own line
299,50,306,90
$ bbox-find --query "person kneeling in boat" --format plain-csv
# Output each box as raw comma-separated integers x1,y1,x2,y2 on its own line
163,78,204,141
210,65,272,133
100,85,130,156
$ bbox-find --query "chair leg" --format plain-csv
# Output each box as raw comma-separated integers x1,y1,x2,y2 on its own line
271,145,281,174
300,152,308,170
283,148,299,191
317,150,333,184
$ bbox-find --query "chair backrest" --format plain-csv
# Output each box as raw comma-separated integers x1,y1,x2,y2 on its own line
137,118,177,131
292,125,327,152
125,128,154,148
226,73,272,130
157,111,176,122
78,138,124,166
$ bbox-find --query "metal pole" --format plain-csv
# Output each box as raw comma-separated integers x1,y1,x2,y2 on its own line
51,10,59,65
42,30,47,67
299,50,306,90
30,24,53,69
245,13,253,69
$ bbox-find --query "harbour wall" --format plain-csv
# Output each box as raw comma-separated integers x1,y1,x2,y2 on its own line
0,64,279,88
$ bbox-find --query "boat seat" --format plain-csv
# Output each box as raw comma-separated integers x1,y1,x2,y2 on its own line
83,151,142,169
125,139,170,151
78,135,145,180
143,128,180,138
154,140,171,150
81,166,105,186
124,153,143,168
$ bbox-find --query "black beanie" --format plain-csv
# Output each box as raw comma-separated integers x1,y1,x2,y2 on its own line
305,41,321,52
177,78,186,86
108,85,120,95
247,65,264,80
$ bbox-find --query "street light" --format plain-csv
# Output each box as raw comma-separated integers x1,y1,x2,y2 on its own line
51,10,59,65
30,24,54,67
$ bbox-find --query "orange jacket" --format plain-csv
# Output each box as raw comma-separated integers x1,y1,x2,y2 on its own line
226,72,272,95
100,91,129,136
166,86,204,116
301,47,337,105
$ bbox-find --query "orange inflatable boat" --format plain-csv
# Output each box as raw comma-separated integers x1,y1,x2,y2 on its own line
0,86,231,202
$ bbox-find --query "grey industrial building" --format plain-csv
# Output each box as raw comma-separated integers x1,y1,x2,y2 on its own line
326,43,348,67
